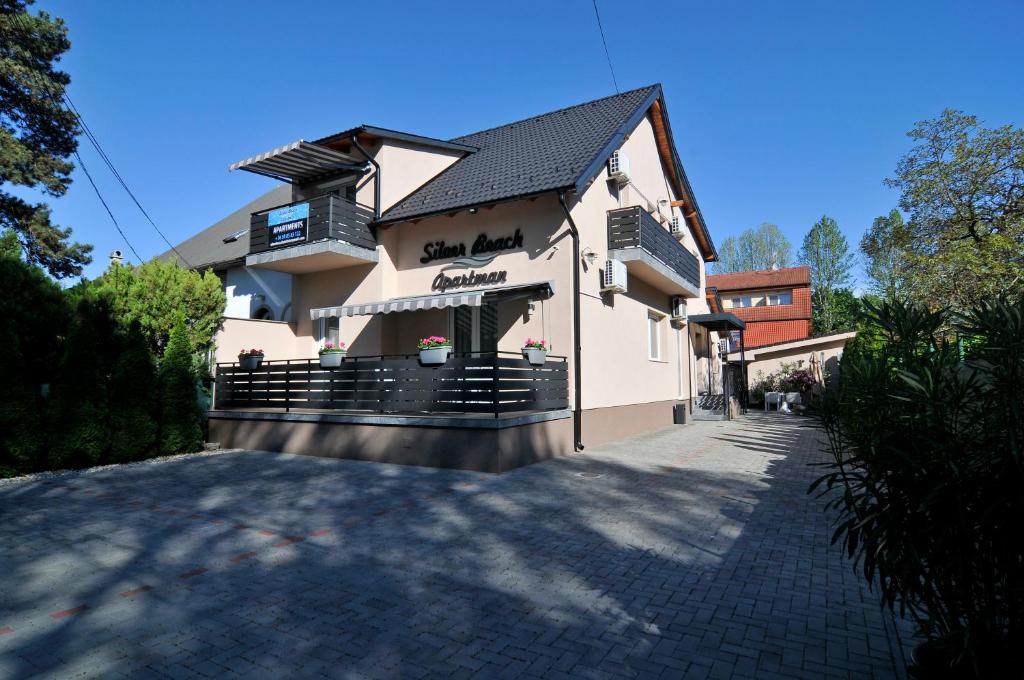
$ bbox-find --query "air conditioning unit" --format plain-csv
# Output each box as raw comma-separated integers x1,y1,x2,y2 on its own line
608,150,630,186
669,216,684,238
718,339,730,356
671,296,687,320
602,259,628,294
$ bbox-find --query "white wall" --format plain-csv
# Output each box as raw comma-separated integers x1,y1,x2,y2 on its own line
224,266,294,321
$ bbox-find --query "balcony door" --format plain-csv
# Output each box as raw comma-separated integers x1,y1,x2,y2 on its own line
452,304,498,354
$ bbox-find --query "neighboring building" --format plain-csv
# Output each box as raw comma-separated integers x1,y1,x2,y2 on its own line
167,84,746,471
705,266,853,392
706,266,812,349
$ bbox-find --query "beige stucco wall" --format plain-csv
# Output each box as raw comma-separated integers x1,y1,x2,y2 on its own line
214,317,302,364
744,337,850,387
353,139,464,214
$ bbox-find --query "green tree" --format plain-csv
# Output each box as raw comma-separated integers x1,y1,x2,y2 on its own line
159,316,202,456
93,258,225,357
0,1,92,278
713,223,792,273
886,109,1024,311
47,296,116,468
860,209,911,299
816,287,860,334
109,322,157,463
0,231,70,475
712,224,790,274
800,215,852,334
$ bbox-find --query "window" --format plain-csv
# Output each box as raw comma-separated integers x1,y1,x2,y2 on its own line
648,312,663,360
767,291,793,306
317,317,340,346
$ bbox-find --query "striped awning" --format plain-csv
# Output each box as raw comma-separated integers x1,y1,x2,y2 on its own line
229,140,365,183
309,281,554,320
311,291,484,319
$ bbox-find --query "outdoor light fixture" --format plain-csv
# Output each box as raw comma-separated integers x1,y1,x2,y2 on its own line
469,207,478,214
581,247,598,265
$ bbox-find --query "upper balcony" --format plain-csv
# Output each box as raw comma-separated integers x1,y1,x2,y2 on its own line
607,206,701,297
245,194,378,274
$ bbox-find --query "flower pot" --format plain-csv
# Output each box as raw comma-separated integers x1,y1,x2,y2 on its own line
319,352,346,368
419,346,451,365
522,347,547,366
239,355,263,370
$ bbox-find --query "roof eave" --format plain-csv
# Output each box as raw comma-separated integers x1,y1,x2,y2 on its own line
377,187,568,226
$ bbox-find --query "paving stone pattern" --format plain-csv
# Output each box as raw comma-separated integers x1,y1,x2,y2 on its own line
0,413,912,679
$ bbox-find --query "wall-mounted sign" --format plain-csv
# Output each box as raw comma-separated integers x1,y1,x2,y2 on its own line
432,270,508,293
421,228,524,265
268,203,309,248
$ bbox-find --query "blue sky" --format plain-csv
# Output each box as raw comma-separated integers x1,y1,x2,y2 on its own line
32,0,1024,282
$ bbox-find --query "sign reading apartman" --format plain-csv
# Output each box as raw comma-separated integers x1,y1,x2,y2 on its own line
432,270,508,292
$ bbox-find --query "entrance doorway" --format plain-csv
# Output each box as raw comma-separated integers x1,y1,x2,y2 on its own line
452,304,498,353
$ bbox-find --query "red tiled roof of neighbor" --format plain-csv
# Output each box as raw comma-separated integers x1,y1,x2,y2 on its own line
727,287,812,323
706,266,810,291
741,320,813,349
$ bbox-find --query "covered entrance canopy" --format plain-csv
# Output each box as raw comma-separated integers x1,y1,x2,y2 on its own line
689,312,748,415
309,281,554,319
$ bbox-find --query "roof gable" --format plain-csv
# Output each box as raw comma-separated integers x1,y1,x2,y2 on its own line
379,86,660,223
706,266,811,291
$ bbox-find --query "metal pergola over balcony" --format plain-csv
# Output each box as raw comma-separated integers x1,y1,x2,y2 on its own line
229,140,366,184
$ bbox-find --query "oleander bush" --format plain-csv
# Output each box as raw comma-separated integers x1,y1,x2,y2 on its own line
810,297,1024,677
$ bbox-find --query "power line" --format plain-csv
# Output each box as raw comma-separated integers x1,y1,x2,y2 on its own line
7,10,144,265
591,0,619,94
62,93,192,266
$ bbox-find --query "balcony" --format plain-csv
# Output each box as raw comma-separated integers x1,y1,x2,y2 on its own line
245,194,378,273
213,352,569,418
607,206,701,296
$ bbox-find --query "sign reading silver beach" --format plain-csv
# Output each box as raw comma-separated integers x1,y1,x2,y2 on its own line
420,228,524,266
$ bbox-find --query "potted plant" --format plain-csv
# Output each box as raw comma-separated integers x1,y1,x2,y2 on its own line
418,335,451,365
238,348,264,370
522,338,548,366
318,341,346,368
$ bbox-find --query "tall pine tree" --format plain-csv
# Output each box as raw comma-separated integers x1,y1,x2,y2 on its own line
0,1,92,277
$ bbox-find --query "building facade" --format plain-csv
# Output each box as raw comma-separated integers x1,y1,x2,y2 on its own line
705,266,853,391
168,85,742,471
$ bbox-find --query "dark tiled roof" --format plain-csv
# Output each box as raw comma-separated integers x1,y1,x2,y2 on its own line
380,85,661,223
160,185,291,270
707,266,811,291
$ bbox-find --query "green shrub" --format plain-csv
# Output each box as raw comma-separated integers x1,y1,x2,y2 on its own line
810,297,1024,676
47,296,115,469
0,243,70,475
158,316,202,455
109,323,158,463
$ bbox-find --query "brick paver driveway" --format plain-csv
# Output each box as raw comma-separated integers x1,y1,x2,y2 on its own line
0,413,909,679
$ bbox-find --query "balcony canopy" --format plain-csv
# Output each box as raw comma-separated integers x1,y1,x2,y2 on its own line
229,140,365,183
310,281,554,319
689,312,746,331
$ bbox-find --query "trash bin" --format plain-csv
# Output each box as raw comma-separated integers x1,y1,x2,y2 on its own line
673,402,690,425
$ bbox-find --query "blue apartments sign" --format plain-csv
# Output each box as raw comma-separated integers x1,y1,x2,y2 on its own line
268,203,309,247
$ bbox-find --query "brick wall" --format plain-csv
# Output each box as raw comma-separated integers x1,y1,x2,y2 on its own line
740,320,812,349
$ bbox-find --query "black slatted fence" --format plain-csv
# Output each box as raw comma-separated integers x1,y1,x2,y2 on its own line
214,352,568,416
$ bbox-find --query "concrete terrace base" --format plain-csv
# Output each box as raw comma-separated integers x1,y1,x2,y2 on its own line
581,399,686,448
207,409,573,473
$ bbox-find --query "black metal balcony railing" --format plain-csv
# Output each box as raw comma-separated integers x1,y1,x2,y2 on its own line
607,206,701,290
249,194,376,255
214,351,568,417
